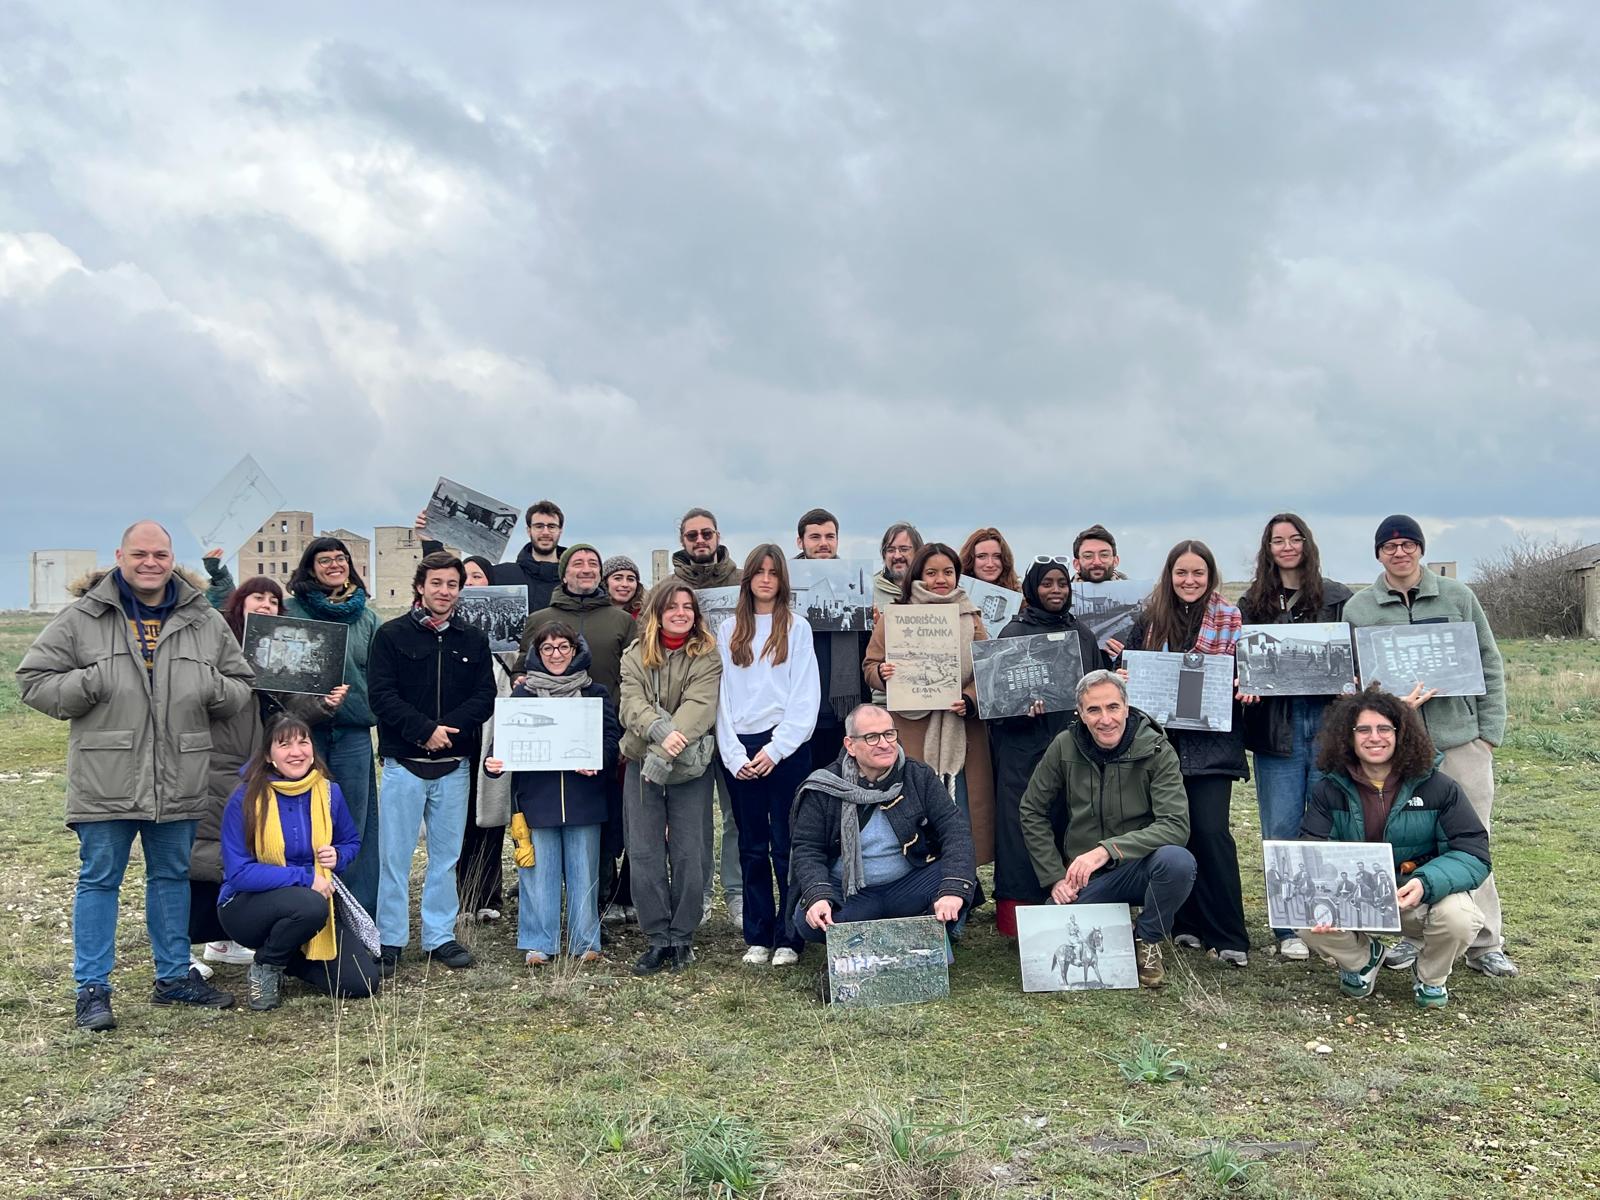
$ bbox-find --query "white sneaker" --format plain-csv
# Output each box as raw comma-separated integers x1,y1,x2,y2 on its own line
1173,934,1203,951
741,945,771,965
726,893,743,928
476,908,501,923
1277,936,1311,962
700,897,714,928
203,940,254,965
771,947,799,967
189,955,215,980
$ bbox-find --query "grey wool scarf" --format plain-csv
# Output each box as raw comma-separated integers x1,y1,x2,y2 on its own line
800,748,906,899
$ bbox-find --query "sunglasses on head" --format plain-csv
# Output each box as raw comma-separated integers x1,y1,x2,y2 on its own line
1033,555,1072,566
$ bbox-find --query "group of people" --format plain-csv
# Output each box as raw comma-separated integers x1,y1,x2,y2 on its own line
18,501,1511,1031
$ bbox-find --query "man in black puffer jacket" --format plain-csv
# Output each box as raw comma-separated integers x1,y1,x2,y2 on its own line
789,705,976,947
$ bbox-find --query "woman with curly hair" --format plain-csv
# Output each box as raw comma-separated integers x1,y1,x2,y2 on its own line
1297,685,1489,1009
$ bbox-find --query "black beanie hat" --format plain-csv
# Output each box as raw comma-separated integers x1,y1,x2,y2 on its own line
1374,515,1425,557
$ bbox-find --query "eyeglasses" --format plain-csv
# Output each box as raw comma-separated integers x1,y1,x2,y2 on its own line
529,521,562,532
539,643,574,657
1353,724,1396,738
1268,536,1305,549
1033,555,1072,566
852,728,899,747
1078,549,1116,561
313,554,348,567
684,529,717,542
1378,540,1419,556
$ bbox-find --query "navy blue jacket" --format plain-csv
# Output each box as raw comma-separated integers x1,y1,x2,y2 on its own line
218,778,360,906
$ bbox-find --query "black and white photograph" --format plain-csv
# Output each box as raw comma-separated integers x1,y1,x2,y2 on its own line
456,585,528,654
1123,649,1235,732
960,576,1024,633
696,585,741,632
184,453,285,560
971,631,1086,720
1073,579,1154,651
789,558,877,632
1237,622,1358,697
243,613,347,697
1016,903,1138,993
1355,622,1487,698
423,475,519,564
1263,840,1402,933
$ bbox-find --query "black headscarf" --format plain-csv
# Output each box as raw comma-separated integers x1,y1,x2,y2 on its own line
1016,561,1077,630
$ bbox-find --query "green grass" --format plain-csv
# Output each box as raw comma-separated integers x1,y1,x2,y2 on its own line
1,624,1598,1197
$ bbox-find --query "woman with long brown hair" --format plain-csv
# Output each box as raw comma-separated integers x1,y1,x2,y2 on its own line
1124,539,1250,965
1237,513,1354,961
618,583,723,975
218,714,380,1010
715,545,819,965
862,543,994,890
958,527,1020,592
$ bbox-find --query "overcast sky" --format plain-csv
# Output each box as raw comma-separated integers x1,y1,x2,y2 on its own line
4,1,1598,606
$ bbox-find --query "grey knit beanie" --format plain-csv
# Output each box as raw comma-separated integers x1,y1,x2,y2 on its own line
602,554,640,582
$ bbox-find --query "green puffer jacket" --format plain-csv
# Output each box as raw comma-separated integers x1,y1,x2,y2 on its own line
1343,568,1505,750
282,594,381,729
17,569,254,826
1301,763,1490,905
1018,710,1191,889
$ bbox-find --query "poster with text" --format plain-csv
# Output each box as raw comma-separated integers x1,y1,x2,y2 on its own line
884,604,963,712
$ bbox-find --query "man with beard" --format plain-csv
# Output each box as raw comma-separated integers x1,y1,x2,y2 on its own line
1072,525,1128,584
795,508,869,771
495,501,566,612
656,508,743,927
869,522,922,705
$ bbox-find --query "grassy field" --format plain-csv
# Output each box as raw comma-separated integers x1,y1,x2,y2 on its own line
0,610,1596,1199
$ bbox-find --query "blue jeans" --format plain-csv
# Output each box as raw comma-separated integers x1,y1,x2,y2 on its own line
1253,697,1327,937
315,724,378,914
1071,845,1197,944
74,819,197,990
518,823,602,956
376,760,468,951
722,730,809,951
793,860,957,944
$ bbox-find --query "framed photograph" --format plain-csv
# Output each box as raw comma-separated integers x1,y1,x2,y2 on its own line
1237,623,1357,697
971,632,1086,720
788,558,877,633
492,697,605,773
883,604,963,712
424,476,519,564
1263,840,1402,933
1072,580,1154,651
1015,903,1139,992
243,614,347,697
1354,622,1486,698
185,454,284,559
456,585,528,654
824,915,949,1009
960,576,1023,634
1122,649,1234,732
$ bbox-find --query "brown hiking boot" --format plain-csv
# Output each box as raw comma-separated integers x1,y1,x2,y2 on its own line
1136,938,1166,989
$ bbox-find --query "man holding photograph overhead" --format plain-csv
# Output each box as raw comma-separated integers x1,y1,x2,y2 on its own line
1343,514,1513,978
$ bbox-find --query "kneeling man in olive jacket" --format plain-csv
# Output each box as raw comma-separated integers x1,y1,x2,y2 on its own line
1018,670,1195,988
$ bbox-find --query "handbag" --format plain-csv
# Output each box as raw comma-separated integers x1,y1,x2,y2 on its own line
651,668,716,784
332,876,381,958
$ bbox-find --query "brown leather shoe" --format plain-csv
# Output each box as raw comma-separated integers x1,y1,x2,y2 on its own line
1136,938,1166,989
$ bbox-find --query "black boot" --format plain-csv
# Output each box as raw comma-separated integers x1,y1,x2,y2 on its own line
632,945,673,976
670,944,695,972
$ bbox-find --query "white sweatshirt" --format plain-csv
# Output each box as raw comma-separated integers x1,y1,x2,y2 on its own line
715,612,821,772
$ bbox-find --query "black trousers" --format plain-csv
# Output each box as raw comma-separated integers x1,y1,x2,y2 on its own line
1171,774,1249,954
188,879,228,943
600,765,631,911
219,886,381,998
808,723,846,772
458,767,506,914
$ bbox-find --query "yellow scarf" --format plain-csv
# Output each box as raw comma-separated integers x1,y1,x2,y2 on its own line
253,769,338,961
